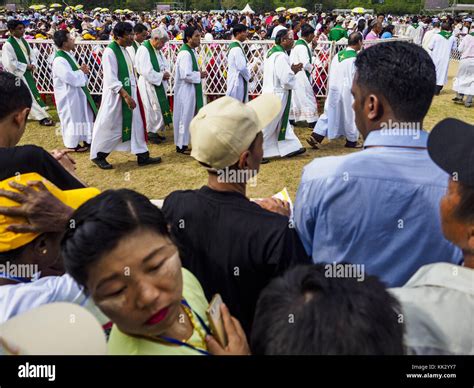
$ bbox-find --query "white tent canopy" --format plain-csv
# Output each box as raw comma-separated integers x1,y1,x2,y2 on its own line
241,3,255,13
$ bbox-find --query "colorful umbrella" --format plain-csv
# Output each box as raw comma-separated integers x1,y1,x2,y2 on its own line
29,4,46,10
50,3,62,7
275,7,285,12
352,7,365,14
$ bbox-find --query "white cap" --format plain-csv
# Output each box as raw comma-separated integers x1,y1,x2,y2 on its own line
0,303,107,355
190,95,281,170
336,15,344,23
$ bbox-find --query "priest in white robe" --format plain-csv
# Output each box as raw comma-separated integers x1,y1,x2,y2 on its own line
289,24,319,127
226,24,251,103
453,29,474,107
126,22,148,66
2,20,54,126
90,22,162,169
174,26,206,154
52,30,96,152
136,27,171,144
428,23,457,95
422,22,441,51
309,32,363,149
261,29,305,160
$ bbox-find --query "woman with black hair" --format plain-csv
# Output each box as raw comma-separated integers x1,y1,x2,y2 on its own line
61,189,250,355
173,26,207,155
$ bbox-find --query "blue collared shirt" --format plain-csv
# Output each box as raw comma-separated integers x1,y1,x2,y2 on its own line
294,130,463,287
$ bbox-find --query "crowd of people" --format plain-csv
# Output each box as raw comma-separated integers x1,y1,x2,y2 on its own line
0,6,472,356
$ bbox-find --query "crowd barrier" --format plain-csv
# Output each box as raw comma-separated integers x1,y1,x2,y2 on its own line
3,35,463,99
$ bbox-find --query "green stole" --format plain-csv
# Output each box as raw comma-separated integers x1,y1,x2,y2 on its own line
470,32,474,37
132,41,139,52
54,50,98,116
228,41,248,102
179,43,203,114
294,39,312,80
438,31,452,40
7,36,46,108
338,49,358,62
142,40,172,125
108,41,133,142
267,45,291,141
412,23,419,29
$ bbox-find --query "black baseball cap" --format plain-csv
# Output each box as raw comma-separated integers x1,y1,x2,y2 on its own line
428,118,474,186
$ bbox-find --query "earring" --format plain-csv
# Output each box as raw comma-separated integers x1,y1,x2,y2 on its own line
42,249,47,255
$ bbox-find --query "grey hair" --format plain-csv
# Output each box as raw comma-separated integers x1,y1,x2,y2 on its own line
150,27,169,41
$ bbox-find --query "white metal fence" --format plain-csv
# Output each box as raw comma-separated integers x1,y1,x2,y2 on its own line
2,36,459,99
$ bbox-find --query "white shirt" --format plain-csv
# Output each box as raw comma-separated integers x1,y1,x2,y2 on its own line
0,275,108,325
391,263,474,355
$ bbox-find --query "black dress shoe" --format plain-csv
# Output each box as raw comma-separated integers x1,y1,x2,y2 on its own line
176,146,191,155
147,133,162,145
39,118,54,126
92,157,113,169
286,147,306,158
261,158,270,164
344,140,361,148
137,152,162,166
156,133,166,141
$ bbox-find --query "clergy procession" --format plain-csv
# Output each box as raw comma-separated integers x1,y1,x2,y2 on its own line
0,3,474,372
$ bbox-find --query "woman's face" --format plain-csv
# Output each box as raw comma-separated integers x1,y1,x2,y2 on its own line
85,229,183,337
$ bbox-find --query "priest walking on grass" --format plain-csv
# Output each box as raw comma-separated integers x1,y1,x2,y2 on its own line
52,30,97,152
226,24,251,103
428,23,457,96
289,23,319,128
136,27,172,144
261,29,306,161
173,26,207,155
2,20,54,127
90,22,162,169
308,32,363,150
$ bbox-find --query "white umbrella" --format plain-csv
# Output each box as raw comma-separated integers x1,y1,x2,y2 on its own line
241,3,254,14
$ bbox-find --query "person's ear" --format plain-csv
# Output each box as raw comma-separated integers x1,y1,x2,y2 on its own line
32,234,50,258
238,150,251,170
367,94,382,121
468,225,474,252
13,108,30,128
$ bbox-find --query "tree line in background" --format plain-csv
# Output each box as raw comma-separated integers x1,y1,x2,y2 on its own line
23,0,474,14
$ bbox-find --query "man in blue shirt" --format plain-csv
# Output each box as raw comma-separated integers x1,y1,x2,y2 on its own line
294,41,462,287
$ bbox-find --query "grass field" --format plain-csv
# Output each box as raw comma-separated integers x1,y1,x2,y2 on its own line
20,61,474,200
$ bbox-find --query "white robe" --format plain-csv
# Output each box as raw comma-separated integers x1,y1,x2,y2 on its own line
289,42,319,123
262,50,303,158
429,33,457,86
1,38,50,121
52,51,94,148
173,48,202,148
136,44,170,134
90,46,148,159
226,41,251,102
126,42,140,67
453,35,474,96
422,28,440,51
313,49,358,142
